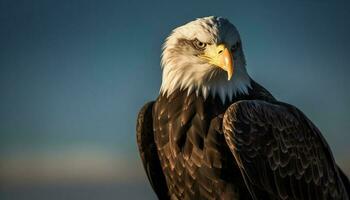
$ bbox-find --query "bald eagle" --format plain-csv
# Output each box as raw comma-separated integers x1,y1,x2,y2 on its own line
136,16,350,200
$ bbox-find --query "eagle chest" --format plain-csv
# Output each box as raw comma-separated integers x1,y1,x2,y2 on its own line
153,93,240,199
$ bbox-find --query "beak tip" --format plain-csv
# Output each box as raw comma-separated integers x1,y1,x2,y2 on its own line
227,70,233,81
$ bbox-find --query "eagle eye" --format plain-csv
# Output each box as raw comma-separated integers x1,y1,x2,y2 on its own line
231,41,241,52
193,39,207,50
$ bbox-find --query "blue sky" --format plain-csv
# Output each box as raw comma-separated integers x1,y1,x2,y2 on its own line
0,0,349,199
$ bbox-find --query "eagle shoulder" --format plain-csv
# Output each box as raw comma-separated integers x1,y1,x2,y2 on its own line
222,100,349,200
136,102,170,200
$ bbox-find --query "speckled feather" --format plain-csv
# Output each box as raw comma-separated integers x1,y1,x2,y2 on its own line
222,100,349,200
137,81,350,199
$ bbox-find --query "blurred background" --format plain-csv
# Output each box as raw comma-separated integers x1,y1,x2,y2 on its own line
0,0,349,199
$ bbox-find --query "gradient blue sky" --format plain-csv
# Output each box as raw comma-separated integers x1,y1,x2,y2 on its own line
0,0,349,199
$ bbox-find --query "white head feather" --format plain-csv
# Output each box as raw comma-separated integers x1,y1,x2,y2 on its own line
160,16,251,103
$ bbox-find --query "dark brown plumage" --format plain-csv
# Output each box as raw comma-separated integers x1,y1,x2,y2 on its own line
137,80,350,199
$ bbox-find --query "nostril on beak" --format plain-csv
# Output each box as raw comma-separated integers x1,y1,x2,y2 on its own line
218,50,223,54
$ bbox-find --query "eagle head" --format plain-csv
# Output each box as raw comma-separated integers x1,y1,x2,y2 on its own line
160,16,251,102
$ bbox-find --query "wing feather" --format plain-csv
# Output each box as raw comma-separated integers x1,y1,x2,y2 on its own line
136,102,169,199
223,100,349,200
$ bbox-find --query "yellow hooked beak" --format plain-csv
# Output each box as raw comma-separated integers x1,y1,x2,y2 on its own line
199,44,234,80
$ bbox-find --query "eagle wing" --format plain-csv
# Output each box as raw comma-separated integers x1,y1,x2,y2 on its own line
222,100,349,200
136,102,169,199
